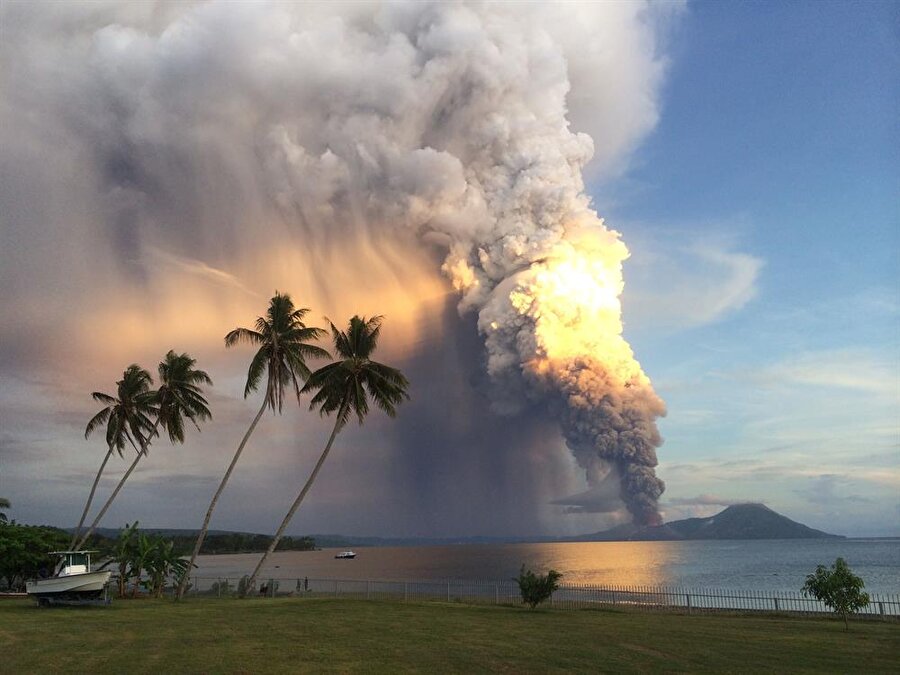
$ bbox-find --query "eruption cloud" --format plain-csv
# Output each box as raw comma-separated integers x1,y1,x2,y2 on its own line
1,1,675,526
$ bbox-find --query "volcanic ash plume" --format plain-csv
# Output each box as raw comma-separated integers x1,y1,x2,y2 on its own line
0,1,673,525
473,227,667,525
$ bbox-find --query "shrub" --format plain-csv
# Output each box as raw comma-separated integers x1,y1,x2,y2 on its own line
801,557,869,629
0,524,69,590
210,579,232,596
515,565,562,609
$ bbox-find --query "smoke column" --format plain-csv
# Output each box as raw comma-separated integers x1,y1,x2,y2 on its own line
0,1,674,525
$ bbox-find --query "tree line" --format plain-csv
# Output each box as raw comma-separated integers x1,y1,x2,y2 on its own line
36,291,407,599
0,518,315,593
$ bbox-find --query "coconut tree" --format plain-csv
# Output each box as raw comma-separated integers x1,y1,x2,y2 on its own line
244,315,409,594
71,365,156,549
0,497,10,524
75,352,212,550
176,292,328,600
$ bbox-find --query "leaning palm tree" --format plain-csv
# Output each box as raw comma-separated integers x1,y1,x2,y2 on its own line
75,352,212,550
244,315,409,594
176,292,328,600
70,365,156,549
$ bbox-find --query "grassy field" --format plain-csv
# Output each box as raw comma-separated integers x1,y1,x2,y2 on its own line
1,597,897,673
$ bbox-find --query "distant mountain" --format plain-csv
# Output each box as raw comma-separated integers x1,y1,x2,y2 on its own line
572,503,843,541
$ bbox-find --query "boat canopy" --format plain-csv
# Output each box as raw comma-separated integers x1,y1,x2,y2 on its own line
48,551,97,575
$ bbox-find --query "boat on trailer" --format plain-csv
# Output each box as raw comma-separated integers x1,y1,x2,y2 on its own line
26,551,111,607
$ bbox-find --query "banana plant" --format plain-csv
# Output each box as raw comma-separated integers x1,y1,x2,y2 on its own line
99,521,140,598
144,538,192,598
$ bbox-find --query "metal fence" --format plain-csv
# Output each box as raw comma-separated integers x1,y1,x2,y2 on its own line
179,576,900,619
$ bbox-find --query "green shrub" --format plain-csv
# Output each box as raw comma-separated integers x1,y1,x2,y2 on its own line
0,524,69,590
515,565,562,609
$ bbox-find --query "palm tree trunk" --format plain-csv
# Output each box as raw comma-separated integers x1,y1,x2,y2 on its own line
68,444,115,550
75,420,160,550
176,394,269,601
244,413,343,596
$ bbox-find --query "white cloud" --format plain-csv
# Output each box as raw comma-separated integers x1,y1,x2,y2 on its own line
747,348,900,399
623,238,763,331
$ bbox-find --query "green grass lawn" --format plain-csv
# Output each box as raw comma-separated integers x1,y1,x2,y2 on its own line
1,597,897,673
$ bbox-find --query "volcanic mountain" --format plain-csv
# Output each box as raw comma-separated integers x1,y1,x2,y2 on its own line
572,503,842,541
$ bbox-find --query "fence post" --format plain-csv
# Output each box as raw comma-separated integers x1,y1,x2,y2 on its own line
334,580,338,597
447,580,450,602
774,596,779,612
367,580,371,600
686,593,692,613
404,582,408,602
879,601,884,619
495,583,499,605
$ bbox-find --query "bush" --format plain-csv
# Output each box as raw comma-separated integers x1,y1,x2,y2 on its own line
515,565,562,609
0,524,70,591
209,579,232,596
802,557,869,629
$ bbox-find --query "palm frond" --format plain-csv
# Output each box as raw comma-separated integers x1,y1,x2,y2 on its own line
225,327,265,348
351,377,369,425
361,315,383,356
84,408,111,440
188,369,213,386
244,347,268,399
294,342,331,361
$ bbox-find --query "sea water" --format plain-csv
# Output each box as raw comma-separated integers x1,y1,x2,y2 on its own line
195,538,899,594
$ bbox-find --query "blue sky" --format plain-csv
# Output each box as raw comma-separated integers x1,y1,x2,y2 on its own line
600,1,898,535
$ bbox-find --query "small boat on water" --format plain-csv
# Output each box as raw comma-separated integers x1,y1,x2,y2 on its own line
334,551,356,559
26,551,111,607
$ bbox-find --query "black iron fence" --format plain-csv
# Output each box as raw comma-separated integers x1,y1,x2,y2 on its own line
179,576,900,619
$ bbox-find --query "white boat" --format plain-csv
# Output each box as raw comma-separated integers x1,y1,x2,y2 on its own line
334,550,356,559
26,551,111,606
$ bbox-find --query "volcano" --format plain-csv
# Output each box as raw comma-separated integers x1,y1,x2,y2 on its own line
571,503,843,541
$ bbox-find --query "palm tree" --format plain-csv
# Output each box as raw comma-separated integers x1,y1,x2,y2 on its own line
75,352,212,550
0,497,10,524
71,365,156,549
176,292,328,600
244,315,409,594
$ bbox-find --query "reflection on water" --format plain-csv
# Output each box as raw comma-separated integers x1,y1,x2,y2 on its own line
195,539,899,593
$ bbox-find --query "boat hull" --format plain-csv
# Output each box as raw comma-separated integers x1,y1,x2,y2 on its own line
26,570,111,597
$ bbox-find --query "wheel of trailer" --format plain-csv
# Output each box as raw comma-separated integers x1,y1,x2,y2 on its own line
37,597,50,608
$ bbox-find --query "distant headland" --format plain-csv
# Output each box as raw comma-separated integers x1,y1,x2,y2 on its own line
70,503,843,550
